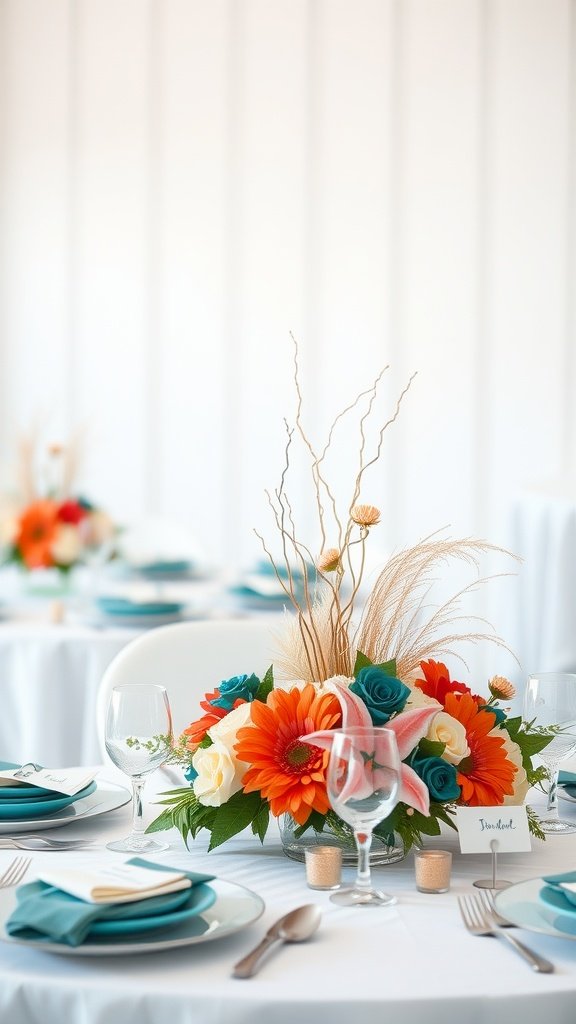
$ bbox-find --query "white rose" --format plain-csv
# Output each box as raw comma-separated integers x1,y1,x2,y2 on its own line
192,741,241,806
208,701,253,753
498,731,530,805
192,702,253,807
427,711,470,765
51,525,82,566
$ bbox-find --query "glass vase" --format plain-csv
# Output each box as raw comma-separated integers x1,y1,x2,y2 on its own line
279,813,405,866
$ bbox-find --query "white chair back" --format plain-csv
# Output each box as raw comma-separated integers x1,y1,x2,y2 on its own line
96,618,275,761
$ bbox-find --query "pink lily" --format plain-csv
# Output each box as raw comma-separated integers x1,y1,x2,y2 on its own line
304,678,439,816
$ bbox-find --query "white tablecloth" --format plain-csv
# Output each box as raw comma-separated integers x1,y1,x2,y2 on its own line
2,772,576,1024
0,622,140,766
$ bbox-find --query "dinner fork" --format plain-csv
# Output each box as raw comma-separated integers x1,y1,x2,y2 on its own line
0,856,31,888
0,836,95,851
458,894,554,973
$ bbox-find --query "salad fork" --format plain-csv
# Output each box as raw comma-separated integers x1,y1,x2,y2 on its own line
479,888,515,927
458,894,554,973
0,857,31,888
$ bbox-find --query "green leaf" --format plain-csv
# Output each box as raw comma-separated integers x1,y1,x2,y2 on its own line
251,801,270,844
208,791,264,850
416,738,446,759
375,658,397,677
293,810,327,838
353,650,373,675
144,809,174,833
255,666,274,703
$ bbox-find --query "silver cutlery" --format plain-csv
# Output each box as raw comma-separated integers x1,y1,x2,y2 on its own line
458,894,554,973
233,904,322,979
479,888,515,927
0,856,31,888
0,836,95,851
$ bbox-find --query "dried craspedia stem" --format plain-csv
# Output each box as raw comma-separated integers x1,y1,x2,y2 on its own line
317,548,341,573
350,504,381,527
488,675,516,701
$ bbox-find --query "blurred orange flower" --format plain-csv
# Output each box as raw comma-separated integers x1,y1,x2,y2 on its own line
16,500,59,569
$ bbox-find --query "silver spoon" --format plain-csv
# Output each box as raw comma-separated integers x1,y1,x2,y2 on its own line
232,904,322,978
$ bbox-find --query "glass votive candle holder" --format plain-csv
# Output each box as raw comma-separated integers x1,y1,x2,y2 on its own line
414,849,452,893
304,846,342,890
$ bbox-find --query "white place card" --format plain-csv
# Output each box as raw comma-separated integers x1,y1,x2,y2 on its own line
455,806,531,854
0,765,99,796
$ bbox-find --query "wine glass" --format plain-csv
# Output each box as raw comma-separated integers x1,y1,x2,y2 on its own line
523,672,576,834
326,726,400,906
105,683,173,852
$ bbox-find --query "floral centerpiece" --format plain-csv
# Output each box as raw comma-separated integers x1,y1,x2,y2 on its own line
0,440,115,573
148,343,554,853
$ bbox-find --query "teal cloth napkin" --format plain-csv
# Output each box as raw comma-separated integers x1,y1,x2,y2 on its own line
558,771,576,786
6,858,215,947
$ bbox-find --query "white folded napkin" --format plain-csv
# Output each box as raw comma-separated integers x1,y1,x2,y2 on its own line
37,863,193,904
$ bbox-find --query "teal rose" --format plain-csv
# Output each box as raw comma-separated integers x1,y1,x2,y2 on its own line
412,755,461,802
350,666,410,725
210,673,260,710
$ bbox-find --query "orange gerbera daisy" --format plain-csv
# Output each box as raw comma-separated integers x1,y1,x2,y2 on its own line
445,692,517,805
16,499,59,569
182,689,245,749
235,684,342,825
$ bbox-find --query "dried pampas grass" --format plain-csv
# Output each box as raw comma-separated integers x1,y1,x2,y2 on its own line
259,337,517,685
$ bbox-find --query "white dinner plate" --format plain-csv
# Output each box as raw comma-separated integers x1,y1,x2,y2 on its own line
0,877,264,956
0,781,131,834
495,877,576,941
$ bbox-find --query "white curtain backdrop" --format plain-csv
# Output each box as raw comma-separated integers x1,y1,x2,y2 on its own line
0,0,574,683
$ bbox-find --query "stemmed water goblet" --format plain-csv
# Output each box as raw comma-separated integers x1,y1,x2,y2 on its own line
105,683,173,852
523,672,576,834
325,725,401,906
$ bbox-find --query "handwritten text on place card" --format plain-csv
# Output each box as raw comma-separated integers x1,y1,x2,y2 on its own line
455,806,531,854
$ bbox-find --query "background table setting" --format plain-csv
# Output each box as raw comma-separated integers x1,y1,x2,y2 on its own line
3,764,576,1024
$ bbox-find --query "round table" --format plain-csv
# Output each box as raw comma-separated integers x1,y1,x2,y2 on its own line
1,771,576,1024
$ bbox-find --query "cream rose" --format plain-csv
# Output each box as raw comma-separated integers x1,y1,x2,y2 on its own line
51,525,82,566
192,741,240,807
209,701,253,750
426,711,470,765
192,702,253,807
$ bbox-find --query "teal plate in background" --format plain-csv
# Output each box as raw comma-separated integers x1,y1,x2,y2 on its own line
0,781,96,820
96,597,185,616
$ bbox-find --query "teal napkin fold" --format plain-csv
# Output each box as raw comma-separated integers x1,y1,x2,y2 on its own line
6,858,215,947
558,771,576,786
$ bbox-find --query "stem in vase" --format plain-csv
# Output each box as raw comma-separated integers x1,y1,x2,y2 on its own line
354,830,373,890
546,764,560,816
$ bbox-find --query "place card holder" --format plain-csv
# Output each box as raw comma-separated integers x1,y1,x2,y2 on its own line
455,806,532,891
473,838,510,891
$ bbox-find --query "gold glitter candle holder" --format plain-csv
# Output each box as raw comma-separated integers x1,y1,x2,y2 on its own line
305,846,342,890
414,849,452,893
